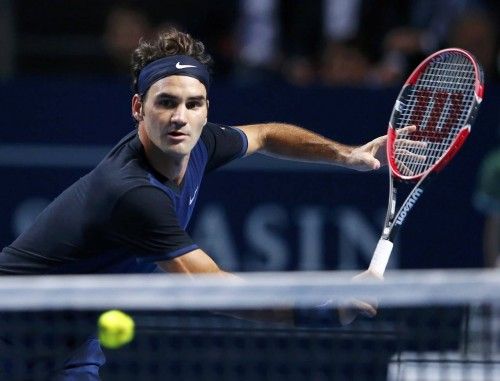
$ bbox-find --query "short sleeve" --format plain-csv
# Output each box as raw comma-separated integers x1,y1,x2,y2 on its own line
201,122,248,172
108,186,198,262
474,149,500,215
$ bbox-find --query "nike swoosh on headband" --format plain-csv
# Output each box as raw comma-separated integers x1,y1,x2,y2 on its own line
138,56,210,94
176,62,197,69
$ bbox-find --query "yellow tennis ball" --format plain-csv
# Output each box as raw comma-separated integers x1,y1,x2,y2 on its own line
98,310,135,349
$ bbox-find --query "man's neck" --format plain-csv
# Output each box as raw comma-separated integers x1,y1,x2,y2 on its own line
138,127,189,186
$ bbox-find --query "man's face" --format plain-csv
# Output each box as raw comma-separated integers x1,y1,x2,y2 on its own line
138,75,208,158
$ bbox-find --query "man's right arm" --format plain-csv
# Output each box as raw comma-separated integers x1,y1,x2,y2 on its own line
155,249,377,326
156,249,295,324
156,248,228,276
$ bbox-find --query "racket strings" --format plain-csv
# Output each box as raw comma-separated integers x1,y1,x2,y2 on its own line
393,53,476,176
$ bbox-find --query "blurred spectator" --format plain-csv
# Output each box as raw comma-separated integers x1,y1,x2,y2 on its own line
320,42,370,86
474,148,500,267
370,0,491,85
448,10,498,81
234,0,281,85
235,0,361,86
11,1,500,86
279,0,323,86
146,1,237,80
323,0,362,43
319,0,369,86
103,5,153,75
15,0,238,79
234,0,327,86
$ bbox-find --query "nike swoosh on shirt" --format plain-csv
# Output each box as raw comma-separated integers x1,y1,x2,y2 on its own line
189,186,199,205
176,62,197,69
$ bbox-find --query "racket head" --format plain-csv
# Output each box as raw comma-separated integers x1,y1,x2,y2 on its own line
387,48,484,182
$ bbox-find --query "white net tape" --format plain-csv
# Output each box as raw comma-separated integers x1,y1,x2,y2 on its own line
1,269,500,310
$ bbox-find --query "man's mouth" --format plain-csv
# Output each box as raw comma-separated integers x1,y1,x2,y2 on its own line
168,131,187,137
166,130,189,143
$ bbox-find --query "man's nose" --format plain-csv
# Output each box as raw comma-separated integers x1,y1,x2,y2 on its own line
171,104,187,125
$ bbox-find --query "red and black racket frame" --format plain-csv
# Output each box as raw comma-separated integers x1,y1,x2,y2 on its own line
381,48,484,242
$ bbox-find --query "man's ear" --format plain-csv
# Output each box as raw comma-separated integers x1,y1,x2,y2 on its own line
131,94,144,122
205,99,209,124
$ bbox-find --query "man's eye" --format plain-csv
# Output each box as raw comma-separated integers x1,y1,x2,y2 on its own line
187,102,202,109
158,99,176,108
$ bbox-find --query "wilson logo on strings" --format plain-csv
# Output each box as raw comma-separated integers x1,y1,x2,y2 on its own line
410,90,463,142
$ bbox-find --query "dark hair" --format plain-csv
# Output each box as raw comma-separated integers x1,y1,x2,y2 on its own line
131,27,213,96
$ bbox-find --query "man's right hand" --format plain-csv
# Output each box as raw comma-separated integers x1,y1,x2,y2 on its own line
337,269,383,325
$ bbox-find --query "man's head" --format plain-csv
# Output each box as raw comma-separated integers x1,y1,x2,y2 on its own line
131,28,213,158
131,27,213,101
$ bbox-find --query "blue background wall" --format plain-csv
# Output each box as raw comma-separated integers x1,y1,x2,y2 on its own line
0,78,498,271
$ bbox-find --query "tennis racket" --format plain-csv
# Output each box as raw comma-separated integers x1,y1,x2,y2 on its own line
369,48,484,277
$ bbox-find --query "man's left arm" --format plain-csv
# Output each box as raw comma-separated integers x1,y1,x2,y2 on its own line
237,123,388,171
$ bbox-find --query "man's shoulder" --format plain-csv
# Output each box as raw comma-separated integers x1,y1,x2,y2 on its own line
87,131,154,200
199,122,241,151
201,122,231,138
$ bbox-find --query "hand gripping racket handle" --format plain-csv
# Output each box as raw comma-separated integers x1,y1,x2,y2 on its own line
368,239,394,277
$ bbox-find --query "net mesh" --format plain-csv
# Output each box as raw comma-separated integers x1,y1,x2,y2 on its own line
392,51,477,177
1,270,500,381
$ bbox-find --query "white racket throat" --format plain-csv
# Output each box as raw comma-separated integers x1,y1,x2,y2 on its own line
369,239,394,276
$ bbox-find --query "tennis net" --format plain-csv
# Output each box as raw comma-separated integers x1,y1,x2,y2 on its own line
1,269,500,380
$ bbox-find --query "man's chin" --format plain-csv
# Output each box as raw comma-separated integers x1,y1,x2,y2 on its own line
160,144,191,157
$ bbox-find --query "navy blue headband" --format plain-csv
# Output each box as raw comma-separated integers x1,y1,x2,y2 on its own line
137,55,210,95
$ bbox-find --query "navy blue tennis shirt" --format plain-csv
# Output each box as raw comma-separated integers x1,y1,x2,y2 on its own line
0,123,247,274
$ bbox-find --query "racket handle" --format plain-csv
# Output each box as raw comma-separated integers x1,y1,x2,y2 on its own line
369,239,394,277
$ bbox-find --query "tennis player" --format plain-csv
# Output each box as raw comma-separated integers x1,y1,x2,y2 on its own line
0,27,387,380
